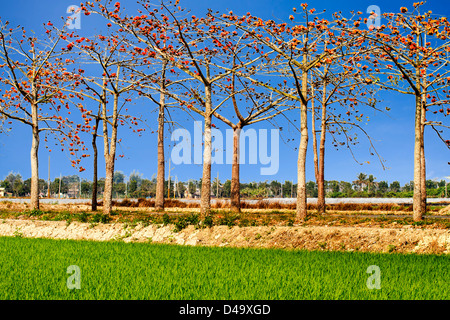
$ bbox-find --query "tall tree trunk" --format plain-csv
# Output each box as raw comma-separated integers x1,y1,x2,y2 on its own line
155,88,166,211
102,93,119,215
103,155,115,215
420,120,426,214
91,118,99,211
413,93,423,221
317,132,326,214
30,121,40,210
296,69,309,221
200,84,212,218
317,84,327,214
420,85,427,215
312,83,327,214
312,86,319,188
311,85,323,214
230,126,241,213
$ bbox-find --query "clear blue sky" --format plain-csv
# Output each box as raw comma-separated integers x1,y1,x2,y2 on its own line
0,0,449,186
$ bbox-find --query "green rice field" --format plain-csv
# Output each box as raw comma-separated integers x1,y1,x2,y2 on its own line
0,236,448,300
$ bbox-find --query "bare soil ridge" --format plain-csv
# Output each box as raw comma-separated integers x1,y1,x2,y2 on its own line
2,218,449,255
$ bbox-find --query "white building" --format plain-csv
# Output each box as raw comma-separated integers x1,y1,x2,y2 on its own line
0,187,5,197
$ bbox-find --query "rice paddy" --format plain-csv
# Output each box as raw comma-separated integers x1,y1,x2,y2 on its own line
0,236,448,300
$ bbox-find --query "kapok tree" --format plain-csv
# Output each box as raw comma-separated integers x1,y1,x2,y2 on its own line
162,7,275,216
83,0,222,216
309,48,386,214
95,0,265,217
129,59,188,211
211,60,294,213
360,3,450,220
134,61,171,212
0,22,84,210
205,12,299,213
89,1,189,212
79,1,167,211
218,5,365,220
57,27,148,215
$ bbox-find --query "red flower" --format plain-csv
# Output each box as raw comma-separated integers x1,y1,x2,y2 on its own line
400,7,408,13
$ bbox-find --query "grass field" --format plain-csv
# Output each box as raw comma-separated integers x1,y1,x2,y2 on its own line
0,236,448,300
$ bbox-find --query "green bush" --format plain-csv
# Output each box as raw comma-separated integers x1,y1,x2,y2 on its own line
217,214,238,227
202,215,214,228
92,213,111,224
77,212,89,223
185,213,199,225
27,209,44,216
162,213,171,225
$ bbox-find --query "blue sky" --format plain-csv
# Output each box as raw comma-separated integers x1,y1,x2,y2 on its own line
0,0,449,186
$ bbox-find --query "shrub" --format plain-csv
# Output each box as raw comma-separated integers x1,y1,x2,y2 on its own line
162,213,171,225
185,214,199,225
77,212,89,223
28,209,44,216
173,217,188,232
202,215,214,228
92,213,111,224
217,214,238,227
238,218,250,227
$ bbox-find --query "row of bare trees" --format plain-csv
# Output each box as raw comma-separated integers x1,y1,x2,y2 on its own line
1,1,448,222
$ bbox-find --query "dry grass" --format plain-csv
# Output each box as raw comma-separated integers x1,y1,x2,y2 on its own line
97,198,425,212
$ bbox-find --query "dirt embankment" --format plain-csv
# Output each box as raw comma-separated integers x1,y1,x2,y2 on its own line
1,219,449,255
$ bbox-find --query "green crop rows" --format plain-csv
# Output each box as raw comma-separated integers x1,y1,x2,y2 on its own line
0,236,448,300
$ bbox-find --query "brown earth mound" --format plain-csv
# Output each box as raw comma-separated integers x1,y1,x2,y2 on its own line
1,219,448,255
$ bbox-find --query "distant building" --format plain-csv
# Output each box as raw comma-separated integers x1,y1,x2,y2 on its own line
67,183,80,198
186,187,200,199
0,187,5,197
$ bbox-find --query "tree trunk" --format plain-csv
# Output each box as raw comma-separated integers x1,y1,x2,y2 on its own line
312,86,319,189
155,88,166,211
420,91,427,215
230,126,241,213
30,123,40,210
296,69,309,221
317,100,327,214
91,118,99,211
420,128,426,214
413,93,423,221
200,84,212,218
103,155,115,215
314,83,327,214
101,93,119,215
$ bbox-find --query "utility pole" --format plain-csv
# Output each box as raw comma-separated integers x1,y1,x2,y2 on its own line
168,160,171,199
174,176,177,198
216,172,219,198
445,176,450,198
58,173,61,199
291,180,293,198
47,156,50,198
